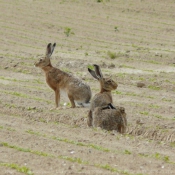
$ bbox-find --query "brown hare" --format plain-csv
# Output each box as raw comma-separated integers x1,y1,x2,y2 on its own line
92,103,127,133
34,43,92,109
87,64,118,126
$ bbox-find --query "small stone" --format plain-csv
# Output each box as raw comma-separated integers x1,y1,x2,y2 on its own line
108,63,115,68
136,119,144,125
137,82,145,88
68,166,72,170
101,62,107,68
69,150,75,154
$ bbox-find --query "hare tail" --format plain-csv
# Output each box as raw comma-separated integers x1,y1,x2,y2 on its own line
77,102,90,108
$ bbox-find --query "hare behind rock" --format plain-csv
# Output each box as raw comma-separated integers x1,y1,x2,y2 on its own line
92,103,127,133
87,64,118,126
34,43,91,109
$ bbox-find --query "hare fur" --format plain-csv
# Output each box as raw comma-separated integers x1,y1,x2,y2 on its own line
34,43,92,109
92,103,127,133
87,64,118,126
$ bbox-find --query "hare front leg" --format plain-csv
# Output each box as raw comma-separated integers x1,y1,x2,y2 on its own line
87,110,93,127
50,89,60,110
55,89,60,108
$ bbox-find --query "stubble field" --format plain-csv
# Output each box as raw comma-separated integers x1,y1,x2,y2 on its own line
0,0,175,174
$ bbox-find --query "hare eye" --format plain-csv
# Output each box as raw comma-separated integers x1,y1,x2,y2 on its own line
39,59,42,62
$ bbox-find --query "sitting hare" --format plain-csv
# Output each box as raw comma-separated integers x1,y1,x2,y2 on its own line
87,64,118,126
34,43,91,109
92,103,127,133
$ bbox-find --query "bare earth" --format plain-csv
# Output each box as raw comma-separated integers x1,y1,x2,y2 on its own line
0,0,175,175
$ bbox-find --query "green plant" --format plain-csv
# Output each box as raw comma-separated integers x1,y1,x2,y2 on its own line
170,142,175,147
149,104,160,108
26,130,111,153
27,107,36,111
121,65,135,69
7,127,16,131
64,27,74,37
117,73,126,78
124,150,132,155
114,26,118,32
125,92,137,96
153,152,161,159
162,98,172,102
115,91,123,95
0,162,33,175
163,156,170,163
1,90,51,104
87,64,94,70
148,85,160,90
139,153,149,158
107,51,117,59
139,77,145,81
62,68,71,73
34,79,44,84
153,114,163,119
147,96,155,99
140,111,149,115
144,69,154,73
2,142,136,174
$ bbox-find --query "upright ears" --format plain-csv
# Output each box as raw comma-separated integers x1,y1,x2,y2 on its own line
88,64,103,80
45,43,56,58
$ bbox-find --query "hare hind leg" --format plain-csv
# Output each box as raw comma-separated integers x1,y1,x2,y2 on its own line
87,110,93,127
68,93,76,108
117,124,126,134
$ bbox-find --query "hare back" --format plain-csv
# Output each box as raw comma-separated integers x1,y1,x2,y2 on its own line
46,68,91,102
92,108,127,132
90,92,112,111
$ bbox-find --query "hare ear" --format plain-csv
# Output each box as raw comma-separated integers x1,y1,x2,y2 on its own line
50,43,56,57
46,43,56,58
46,43,52,57
88,68,99,80
93,64,103,79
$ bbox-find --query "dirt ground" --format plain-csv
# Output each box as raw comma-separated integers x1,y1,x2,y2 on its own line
0,0,175,174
